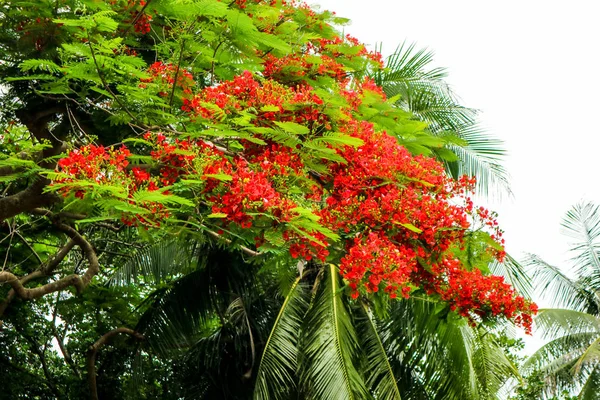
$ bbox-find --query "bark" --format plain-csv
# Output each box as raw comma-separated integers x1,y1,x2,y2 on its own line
0,178,59,222
87,328,144,400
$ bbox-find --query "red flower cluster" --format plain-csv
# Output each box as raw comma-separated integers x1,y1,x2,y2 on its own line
54,144,166,225
140,62,194,97
182,71,328,128
341,233,416,300
139,132,329,260
56,144,131,199
437,257,537,334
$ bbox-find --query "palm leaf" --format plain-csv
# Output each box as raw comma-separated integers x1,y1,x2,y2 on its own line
489,253,533,299
444,125,510,197
299,264,369,400
534,309,600,340
374,42,447,87
109,239,193,286
134,247,262,357
254,277,309,400
561,202,600,286
356,302,402,400
372,43,510,197
472,328,520,400
382,298,478,400
579,365,600,400
526,254,600,313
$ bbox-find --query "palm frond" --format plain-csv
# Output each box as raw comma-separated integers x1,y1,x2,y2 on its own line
472,328,520,400
524,334,596,397
135,270,213,356
299,264,369,400
392,84,477,133
374,42,447,86
579,365,600,400
356,303,401,400
526,254,597,312
444,125,510,197
534,309,600,340
573,337,600,376
109,239,194,286
561,202,600,284
254,277,309,400
489,253,533,299
134,247,263,357
372,42,510,198
382,298,478,400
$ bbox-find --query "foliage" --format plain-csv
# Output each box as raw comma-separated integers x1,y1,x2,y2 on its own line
0,0,534,398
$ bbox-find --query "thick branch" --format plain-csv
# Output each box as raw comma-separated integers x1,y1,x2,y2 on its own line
87,328,144,400
0,239,76,316
0,211,98,307
0,178,58,222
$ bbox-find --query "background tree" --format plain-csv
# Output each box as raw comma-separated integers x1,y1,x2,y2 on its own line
523,202,600,398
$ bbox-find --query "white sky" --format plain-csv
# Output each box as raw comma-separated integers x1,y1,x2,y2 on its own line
313,0,600,351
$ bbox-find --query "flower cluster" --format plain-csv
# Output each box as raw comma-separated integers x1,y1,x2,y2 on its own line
182,71,328,129
54,144,166,225
140,62,195,97
437,257,538,334
341,233,416,300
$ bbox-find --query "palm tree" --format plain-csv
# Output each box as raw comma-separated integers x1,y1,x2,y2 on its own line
523,201,600,398
109,236,525,399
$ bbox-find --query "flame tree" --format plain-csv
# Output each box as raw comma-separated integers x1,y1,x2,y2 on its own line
0,1,535,398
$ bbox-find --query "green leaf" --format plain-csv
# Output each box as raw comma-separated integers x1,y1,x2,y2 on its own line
356,304,401,400
133,191,195,208
260,105,280,112
274,121,309,135
204,173,233,181
397,222,422,234
207,213,227,218
19,59,62,73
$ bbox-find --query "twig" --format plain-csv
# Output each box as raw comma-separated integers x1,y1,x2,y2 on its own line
51,293,81,379
204,228,260,257
87,32,139,124
14,229,43,264
168,39,186,111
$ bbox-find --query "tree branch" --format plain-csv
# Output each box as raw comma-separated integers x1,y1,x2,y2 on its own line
16,326,62,398
87,328,144,400
0,238,77,317
0,178,59,222
205,228,261,257
0,210,98,310
51,293,81,379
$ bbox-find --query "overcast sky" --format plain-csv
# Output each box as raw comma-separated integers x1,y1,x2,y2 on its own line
313,0,600,349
